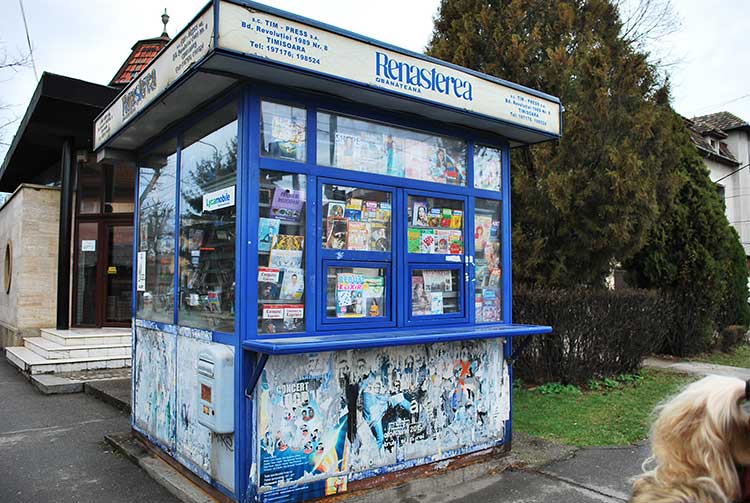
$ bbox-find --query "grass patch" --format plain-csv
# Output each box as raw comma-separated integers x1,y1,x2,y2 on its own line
513,369,694,447
690,343,750,368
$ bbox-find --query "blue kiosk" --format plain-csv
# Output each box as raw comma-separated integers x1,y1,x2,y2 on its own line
93,2,561,501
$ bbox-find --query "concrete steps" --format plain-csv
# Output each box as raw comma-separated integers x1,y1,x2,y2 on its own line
5,327,132,375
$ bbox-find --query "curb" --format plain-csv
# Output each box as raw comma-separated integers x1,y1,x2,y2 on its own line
85,380,131,413
105,432,219,503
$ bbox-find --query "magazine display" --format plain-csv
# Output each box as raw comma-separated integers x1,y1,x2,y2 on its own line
331,127,406,178
264,111,305,161
412,270,457,316
260,304,304,333
269,235,304,269
408,200,463,255
323,191,391,252
475,208,502,322
258,267,282,300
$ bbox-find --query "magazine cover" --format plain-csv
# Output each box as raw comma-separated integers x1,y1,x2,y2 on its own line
430,292,444,315
451,210,463,229
449,230,464,254
383,133,406,178
408,228,421,253
423,269,453,293
261,304,304,333
412,201,428,227
427,207,442,227
336,273,365,317
435,229,451,254
325,218,348,249
362,200,379,221
474,146,502,191
420,229,436,254
475,214,492,252
269,234,304,269
258,267,282,300
377,202,392,222
327,201,345,218
270,188,304,222
334,132,360,169
346,221,371,251
370,223,389,252
279,267,304,300
411,274,429,315
475,292,484,320
363,275,385,317
258,218,281,252
404,138,432,180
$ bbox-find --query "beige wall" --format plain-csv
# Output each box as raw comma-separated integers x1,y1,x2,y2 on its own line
0,185,60,347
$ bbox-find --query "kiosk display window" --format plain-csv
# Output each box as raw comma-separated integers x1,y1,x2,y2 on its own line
258,170,307,334
317,111,467,186
136,140,178,324
411,268,460,316
178,107,238,334
407,195,464,255
326,266,386,319
474,145,502,192
260,101,306,162
322,184,391,252
475,198,502,322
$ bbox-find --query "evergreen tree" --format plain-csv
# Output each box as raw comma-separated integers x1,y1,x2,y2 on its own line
428,0,681,286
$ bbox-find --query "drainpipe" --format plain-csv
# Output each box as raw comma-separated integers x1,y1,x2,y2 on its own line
56,138,74,330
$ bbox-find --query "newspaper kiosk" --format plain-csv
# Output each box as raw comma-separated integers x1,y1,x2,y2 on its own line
94,1,562,501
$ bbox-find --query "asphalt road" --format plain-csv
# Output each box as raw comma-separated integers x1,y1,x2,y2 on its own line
0,357,179,503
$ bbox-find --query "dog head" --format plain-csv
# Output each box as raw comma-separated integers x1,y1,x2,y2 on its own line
648,375,750,501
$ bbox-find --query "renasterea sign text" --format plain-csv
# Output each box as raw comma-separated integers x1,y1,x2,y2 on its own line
218,1,560,136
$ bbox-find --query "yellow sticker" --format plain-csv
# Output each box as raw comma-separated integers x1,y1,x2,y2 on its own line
107,266,117,275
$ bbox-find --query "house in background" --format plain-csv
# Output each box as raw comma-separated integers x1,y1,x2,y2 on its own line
686,112,750,260
0,14,170,375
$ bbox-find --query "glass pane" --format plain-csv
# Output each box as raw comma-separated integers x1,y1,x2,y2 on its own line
474,145,502,192
475,199,502,322
322,184,391,252
407,195,464,254
105,225,133,323
75,222,98,325
411,269,460,316
258,170,306,334
178,109,238,333
317,111,466,186
78,165,102,214
136,139,177,323
327,267,386,319
105,161,136,213
260,101,306,162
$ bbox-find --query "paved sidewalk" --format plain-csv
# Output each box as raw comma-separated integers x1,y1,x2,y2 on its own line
0,357,178,503
643,356,750,379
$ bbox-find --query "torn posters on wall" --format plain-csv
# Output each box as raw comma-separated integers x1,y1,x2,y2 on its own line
256,339,509,502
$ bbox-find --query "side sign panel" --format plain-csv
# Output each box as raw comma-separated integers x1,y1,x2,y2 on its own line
94,8,214,149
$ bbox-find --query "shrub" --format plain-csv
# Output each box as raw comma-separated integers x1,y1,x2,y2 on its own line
718,325,748,353
512,287,666,385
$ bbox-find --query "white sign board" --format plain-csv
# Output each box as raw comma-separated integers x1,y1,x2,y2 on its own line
94,8,214,149
218,2,560,136
137,251,146,291
203,185,236,212
81,240,96,252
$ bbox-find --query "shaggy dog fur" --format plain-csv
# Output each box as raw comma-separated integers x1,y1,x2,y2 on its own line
630,375,750,503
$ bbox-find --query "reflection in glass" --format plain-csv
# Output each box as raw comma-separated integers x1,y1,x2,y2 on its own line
474,145,502,192
327,267,386,319
475,198,502,322
178,109,238,333
75,222,98,325
317,112,467,186
407,195,463,254
258,170,306,334
78,165,102,214
105,162,136,213
260,101,306,162
322,184,391,252
411,269,459,316
136,140,177,323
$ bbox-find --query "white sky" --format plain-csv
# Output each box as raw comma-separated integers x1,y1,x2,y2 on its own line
0,0,748,159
